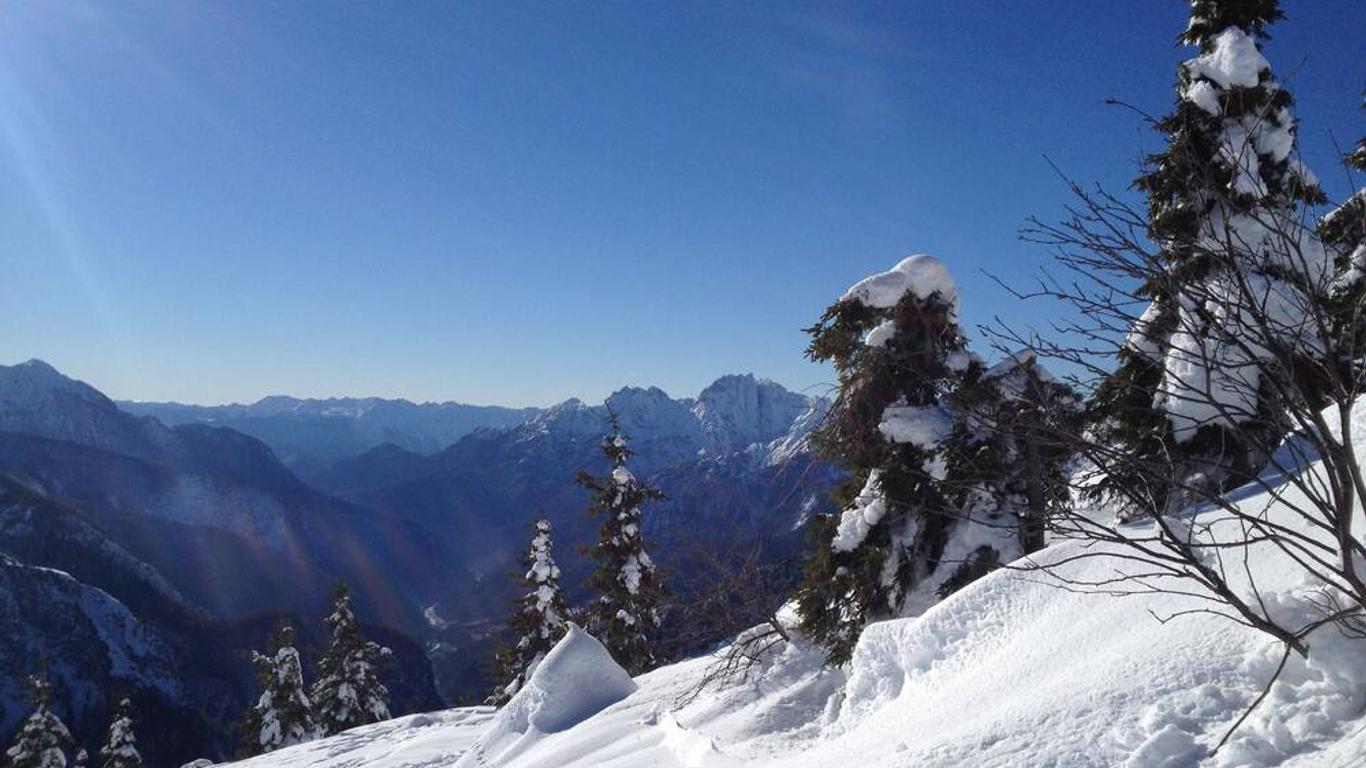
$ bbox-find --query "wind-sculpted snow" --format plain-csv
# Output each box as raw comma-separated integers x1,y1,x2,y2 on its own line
453,625,636,767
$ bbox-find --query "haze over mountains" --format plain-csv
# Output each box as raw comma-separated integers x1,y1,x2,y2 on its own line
0,358,835,760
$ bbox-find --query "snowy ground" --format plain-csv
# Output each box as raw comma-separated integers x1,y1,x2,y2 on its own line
227,427,1366,768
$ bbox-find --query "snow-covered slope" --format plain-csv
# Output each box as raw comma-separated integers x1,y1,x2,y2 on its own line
230,417,1366,767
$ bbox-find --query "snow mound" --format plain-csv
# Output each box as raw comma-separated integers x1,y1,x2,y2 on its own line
1184,27,1268,90
877,404,953,448
454,624,636,767
840,254,958,315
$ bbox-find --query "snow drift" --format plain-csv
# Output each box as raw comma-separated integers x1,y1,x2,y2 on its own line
453,624,636,767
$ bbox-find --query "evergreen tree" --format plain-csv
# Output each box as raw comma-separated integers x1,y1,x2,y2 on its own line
794,254,971,664
1322,95,1365,361
310,584,393,736
98,699,141,768
578,419,666,675
69,751,86,768
488,517,571,705
242,625,320,755
5,676,72,768
1089,0,1328,517
941,351,1080,578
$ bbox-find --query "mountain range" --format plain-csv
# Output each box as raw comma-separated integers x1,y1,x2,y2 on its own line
0,359,836,757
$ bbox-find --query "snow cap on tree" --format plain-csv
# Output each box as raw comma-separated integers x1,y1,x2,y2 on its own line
99,699,142,768
311,584,393,736
6,675,73,768
578,416,666,675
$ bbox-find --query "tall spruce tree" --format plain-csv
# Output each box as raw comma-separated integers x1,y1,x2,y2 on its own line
311,584,392,735
242,625,320,755
98,699,141,768
489,518,570,705
5,676,72,768
1089,0,1328,517
794,254,971,664
578,419,666,675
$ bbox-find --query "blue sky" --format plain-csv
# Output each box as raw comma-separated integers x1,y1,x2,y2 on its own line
1,1,1361,407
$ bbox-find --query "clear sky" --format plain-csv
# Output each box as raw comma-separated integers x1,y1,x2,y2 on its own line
1,1,1361,407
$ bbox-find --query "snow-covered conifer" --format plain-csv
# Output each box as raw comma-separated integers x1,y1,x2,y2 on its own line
6,676,72,768
794,254,973,664
489,518,570,705
1321,97,1365,362
242,625,320,755
70,750,86,768
940,351,1079,587
578,420,666,675
1089,0,1329,516
98,699,141,768
310,584,392,736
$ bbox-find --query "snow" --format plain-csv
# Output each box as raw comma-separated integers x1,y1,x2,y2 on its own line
1184,80,1222,115
877,404,953,449
840,254,959,317
454,625,636,767
863,320,897,348
1125,301,1165,362
830,471,887,552
225,413,1366,768
1184,27,1268,90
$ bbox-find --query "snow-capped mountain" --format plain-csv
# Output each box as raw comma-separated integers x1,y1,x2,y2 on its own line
120,393,539,475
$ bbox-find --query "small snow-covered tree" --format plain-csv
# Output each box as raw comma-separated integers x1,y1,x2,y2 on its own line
242,625,320,755
311,584,392,735
1085,0,1329,518
794,254,972,664
6,676,72,768
98,699,141,768
578,420,666,675
69,750,86,768
489,518,570,705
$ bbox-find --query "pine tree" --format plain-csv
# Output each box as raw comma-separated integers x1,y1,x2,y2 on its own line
5,676,72,768
310,584,393,736
488,518,571,705
98,699,141,768
940,351,1080,582
578,419,666,675
69,751,86,768
242,625,320,755
1322,95,1365,362
794,254,971,664
1089,0,1328,517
